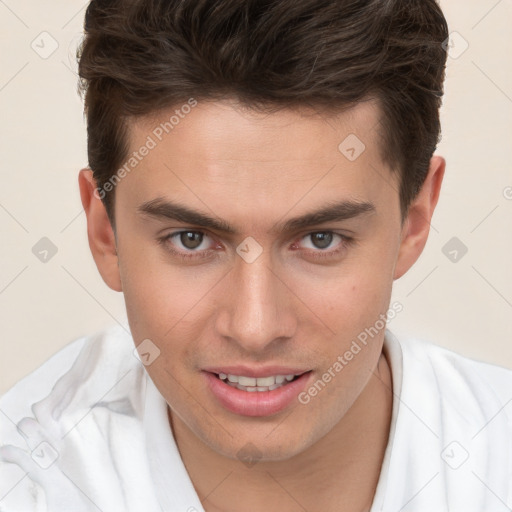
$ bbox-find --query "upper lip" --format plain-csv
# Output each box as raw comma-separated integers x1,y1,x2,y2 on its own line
203,366,311,378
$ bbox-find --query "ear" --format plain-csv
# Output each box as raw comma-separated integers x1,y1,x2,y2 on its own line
78,169,122,292
393,155,446,280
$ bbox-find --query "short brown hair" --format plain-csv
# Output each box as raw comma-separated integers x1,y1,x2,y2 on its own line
78,0,449,227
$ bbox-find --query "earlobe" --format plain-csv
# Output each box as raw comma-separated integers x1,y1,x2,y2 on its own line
78,169,122,292
393,156,446,280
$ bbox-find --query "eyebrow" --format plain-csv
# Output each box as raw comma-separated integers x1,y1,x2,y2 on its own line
137,197,375,235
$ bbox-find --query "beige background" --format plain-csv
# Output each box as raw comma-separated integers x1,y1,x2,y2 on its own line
0,0,511,395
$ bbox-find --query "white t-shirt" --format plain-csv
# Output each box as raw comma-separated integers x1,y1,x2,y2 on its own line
1,324,512,511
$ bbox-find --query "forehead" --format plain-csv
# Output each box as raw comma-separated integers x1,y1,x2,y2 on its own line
131,97,384,164
118,98,399,231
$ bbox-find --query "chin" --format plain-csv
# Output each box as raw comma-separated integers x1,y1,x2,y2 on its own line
200,422,319,464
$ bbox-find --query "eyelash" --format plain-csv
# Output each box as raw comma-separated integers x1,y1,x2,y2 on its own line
157,230,355,262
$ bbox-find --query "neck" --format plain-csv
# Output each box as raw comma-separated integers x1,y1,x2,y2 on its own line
169,352,393,512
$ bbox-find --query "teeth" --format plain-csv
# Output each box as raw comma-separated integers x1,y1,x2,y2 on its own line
254,376,274,387
218,372,301,392
238,376,257,386
223,374,298,386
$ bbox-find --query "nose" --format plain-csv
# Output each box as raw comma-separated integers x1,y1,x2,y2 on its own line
215,250,297,353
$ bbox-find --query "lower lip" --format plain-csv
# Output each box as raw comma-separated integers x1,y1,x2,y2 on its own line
203,371,312,417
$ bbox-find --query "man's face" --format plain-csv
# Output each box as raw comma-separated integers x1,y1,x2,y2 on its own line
113,98,405,461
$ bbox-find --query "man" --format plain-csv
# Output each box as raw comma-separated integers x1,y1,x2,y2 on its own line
1,0,511,511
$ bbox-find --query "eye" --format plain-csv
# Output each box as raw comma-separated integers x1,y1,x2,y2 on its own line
299,232,344,250
157,229,355,263
157,230,219,260
174,231,209,250
301,232,337,250
292,231,355,261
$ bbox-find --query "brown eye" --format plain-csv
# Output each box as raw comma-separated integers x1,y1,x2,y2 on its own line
294,231,355,261
309,232,333,249
157,230,220,262
158,230,212,253
179,231,204,249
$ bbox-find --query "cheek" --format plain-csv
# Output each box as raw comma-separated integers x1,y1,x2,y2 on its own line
120,251,221,381
303,277,390,406
311,266,393,334
119,241,210,333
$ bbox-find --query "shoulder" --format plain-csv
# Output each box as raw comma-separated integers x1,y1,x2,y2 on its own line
0,324,146,511
399,334,512,405
0,323,137,422
378,331,512,509
392,331,512,460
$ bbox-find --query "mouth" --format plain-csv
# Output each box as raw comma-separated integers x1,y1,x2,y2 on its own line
214,372,305,392
203,369,313,417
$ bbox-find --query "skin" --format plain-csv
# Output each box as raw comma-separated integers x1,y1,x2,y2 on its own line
78,97,445,511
